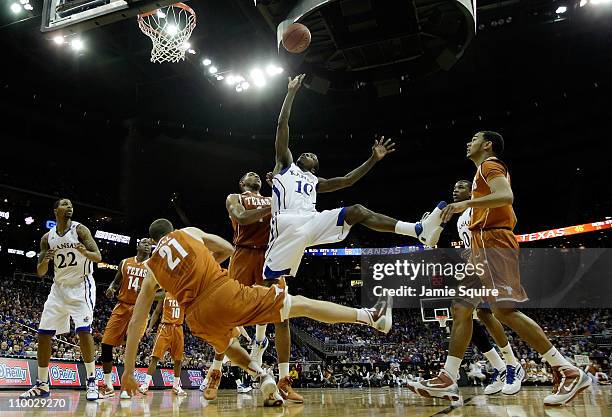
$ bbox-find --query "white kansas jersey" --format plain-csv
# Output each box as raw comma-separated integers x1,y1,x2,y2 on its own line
456,208,472,248
48,221,93,285
271,163,318,214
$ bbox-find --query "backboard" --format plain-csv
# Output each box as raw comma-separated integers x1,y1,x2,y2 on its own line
41,0,179,36
420,297,454,327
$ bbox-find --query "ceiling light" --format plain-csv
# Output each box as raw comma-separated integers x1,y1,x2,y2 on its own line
580,0,587,5
209,66,218,74
241,81,250,90
70,38,84,51
202,58,212,66
236,84,243,93
156,10,166,18
216,75,224,81
23,3,32,10
556,6,567,13
10,3,22,13
187,49,196,54
165,24,178,36
52,35,64,45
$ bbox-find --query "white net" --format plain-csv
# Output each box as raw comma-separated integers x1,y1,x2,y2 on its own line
138,3,196,63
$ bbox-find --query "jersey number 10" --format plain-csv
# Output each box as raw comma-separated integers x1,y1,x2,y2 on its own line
159,239,188,270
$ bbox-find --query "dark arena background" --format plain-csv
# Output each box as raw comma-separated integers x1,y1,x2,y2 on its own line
0,0,610,416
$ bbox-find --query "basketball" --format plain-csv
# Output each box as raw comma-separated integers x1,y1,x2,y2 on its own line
282,23,311,54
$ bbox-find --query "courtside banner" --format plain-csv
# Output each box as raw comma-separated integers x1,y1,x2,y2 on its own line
361,248,612,308
0,358,31,386
185,369,204,387
133,368,153,386
160,369,175,387
49,362,80,386
95,365,121,387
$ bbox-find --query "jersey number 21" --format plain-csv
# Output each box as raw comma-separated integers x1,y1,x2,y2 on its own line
159,239,188,270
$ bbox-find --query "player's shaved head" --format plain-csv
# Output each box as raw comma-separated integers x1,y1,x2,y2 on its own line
149,218,174,241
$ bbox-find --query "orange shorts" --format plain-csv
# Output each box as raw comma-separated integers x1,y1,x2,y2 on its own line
101,302,134,346
152,323,185,361
229,247,265,287
471,228,528,304
186,278,289,353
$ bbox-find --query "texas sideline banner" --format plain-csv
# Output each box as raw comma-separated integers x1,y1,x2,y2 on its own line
0,357,203,390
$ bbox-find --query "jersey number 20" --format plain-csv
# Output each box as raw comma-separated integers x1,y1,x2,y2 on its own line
159,239,188,270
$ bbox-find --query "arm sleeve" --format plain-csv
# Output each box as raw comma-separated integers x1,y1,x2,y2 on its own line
482,161,507,182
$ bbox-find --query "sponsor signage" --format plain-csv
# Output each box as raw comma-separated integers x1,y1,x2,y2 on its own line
0,211,9,220
46,220,56,229
160,369,175,387
94,230,131,244
186,370,204,387
0,358,31,386
95,365,121,387
49,362,80,386
133,368,153,386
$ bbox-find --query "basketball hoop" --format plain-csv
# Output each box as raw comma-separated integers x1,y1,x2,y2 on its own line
138,2,196,63
436,315,449,328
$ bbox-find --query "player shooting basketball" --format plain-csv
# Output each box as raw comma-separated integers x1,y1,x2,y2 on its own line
253,75,448,400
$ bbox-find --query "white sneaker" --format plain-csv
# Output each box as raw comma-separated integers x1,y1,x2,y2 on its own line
20,379,50,398
120,390,131,399
237,383,253,394
260,374,283,407
484,368,506,395
86,377,99,401
417,201,448,246
172,385,187,396
407,369,460,402
544,366,591,406
138,383,149,394
361,294,393,334
502,364,524,395
249,337,269,367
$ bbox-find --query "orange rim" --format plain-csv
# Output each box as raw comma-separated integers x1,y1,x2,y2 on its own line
138,2,195,19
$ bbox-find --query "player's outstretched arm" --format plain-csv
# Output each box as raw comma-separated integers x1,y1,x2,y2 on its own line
76,224,102,263
274,74,305,174
318,137,396,193
226,194,271,225
121,272,158,395
182,227,234,264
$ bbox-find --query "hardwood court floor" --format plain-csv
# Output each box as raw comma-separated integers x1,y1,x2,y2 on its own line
1,386,610,417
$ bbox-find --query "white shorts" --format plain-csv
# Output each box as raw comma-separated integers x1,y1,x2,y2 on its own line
38,276,96,335
263,208,351,280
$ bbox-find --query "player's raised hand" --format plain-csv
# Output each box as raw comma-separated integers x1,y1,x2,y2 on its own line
265,172,274,187
371,136,396,161
440,201,468,223
121,373,140,397
288,74,305,92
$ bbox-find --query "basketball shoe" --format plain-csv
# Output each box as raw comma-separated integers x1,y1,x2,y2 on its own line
417,201,448,247
204,369,222,401
173,384,187,396
358,294,393,333
249,337,269,367
20,379,50,398
543,366,591,406
484,368,506,395
260,373,284,407
407,369,460,401
502,363,525,395
278,376,304,403
237,383,253,394
86,377,99,401
98,383,115,399
120,391,131,399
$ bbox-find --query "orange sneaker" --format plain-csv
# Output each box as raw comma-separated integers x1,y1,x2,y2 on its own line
204,369,221,401
277,376,304,403
543,365,591,406
98,383,115,399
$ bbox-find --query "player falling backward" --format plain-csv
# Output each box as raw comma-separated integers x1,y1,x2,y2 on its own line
202,171,273,399
449,179,525,395
21,198,102,400
120,219,393,406
407,131,591,405
246,74,448,398
98,238,152,399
